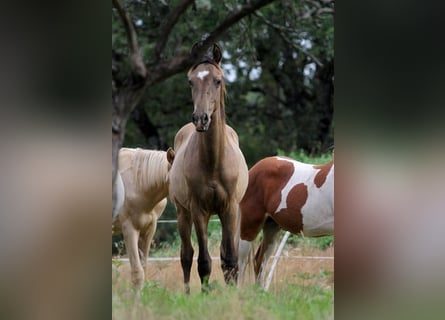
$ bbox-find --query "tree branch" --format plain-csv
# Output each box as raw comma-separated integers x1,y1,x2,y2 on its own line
153,0,195,62
197,0,276,56
112,0,147,81
147,0,276,86
254,11,324,67
251,87,287,106
147,52,191,86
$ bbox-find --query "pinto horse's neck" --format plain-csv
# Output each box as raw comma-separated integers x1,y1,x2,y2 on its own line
196,86,226,173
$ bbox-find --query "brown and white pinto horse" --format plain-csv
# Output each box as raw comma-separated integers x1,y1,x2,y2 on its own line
113,147,174,287
238,156,334,286
169,44,248,294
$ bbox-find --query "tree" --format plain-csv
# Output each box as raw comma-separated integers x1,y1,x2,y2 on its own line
120,1,334,163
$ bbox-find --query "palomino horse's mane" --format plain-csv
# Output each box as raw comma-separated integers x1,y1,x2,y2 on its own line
188,58,227,123
122,148,170,190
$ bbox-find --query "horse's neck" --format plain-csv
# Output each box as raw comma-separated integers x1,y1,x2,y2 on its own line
198,104,226,172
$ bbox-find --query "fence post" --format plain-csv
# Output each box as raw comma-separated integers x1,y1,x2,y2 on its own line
264,231,290,291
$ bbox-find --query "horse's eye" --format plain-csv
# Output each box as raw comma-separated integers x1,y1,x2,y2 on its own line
215,79,221,86
188,79,193,87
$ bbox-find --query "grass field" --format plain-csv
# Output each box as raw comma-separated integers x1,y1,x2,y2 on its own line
112,236,334,319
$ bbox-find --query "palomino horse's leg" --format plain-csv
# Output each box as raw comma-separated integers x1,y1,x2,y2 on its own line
219,202,240,285
177,204,194,294
193,210,212,292
139,199,166,269
121,217,144,287
138,215,156,270
255,218,281,287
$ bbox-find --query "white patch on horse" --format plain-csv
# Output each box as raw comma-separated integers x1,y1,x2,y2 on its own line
274,157,313,213
196,70,209,80
302,165,334,236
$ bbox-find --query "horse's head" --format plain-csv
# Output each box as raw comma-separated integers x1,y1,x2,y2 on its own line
188,43,225,132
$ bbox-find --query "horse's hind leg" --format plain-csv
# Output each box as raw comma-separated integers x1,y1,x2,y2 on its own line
193,210,212,292
238,201,267,286
254,217,281,287
177,204,194,294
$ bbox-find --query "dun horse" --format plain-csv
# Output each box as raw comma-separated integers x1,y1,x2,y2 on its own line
169,44,248,294
113,147,174,287
238,155,334,286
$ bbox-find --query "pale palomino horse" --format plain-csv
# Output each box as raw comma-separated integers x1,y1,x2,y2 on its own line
238,156,334,286
169,44,248,294
113,147,174,287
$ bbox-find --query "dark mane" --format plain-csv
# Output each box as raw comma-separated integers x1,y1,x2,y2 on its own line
190,57,221,71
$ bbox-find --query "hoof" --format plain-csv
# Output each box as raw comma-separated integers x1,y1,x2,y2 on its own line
201,281,219,294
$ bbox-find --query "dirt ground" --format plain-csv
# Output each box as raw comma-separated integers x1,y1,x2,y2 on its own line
113,246,334,294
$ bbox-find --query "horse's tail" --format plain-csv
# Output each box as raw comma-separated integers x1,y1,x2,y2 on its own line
113,171,125,220
237,237,257,286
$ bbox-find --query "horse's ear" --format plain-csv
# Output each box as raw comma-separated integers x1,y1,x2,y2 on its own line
212,43,222,64
191,42,222,64
191,42,200,61
166,147,175,166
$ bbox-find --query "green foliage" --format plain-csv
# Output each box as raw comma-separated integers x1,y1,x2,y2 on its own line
287,233,334,251
277,148,333,164
114,0,334,161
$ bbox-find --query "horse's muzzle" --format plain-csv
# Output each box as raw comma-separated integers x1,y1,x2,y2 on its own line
192,112,210,132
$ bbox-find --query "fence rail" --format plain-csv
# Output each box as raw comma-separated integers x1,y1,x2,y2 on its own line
114,219,333,264
113,255,333,262
156,219,220,224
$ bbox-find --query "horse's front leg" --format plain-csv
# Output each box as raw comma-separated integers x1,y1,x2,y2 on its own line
219,201,240,285
177,204,194,294
193,209,212,293
138,214,156,270
121,217,144,287
139,199,166,269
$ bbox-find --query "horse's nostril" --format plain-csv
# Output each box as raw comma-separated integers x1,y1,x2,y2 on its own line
202,114,209,124
192,114,199,124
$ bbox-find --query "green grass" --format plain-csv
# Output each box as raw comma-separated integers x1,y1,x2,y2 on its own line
113,233,334,320
112,279,333,320
113,149,334,319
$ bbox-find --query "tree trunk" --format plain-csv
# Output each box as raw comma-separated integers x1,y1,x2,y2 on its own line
130,106,164,149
